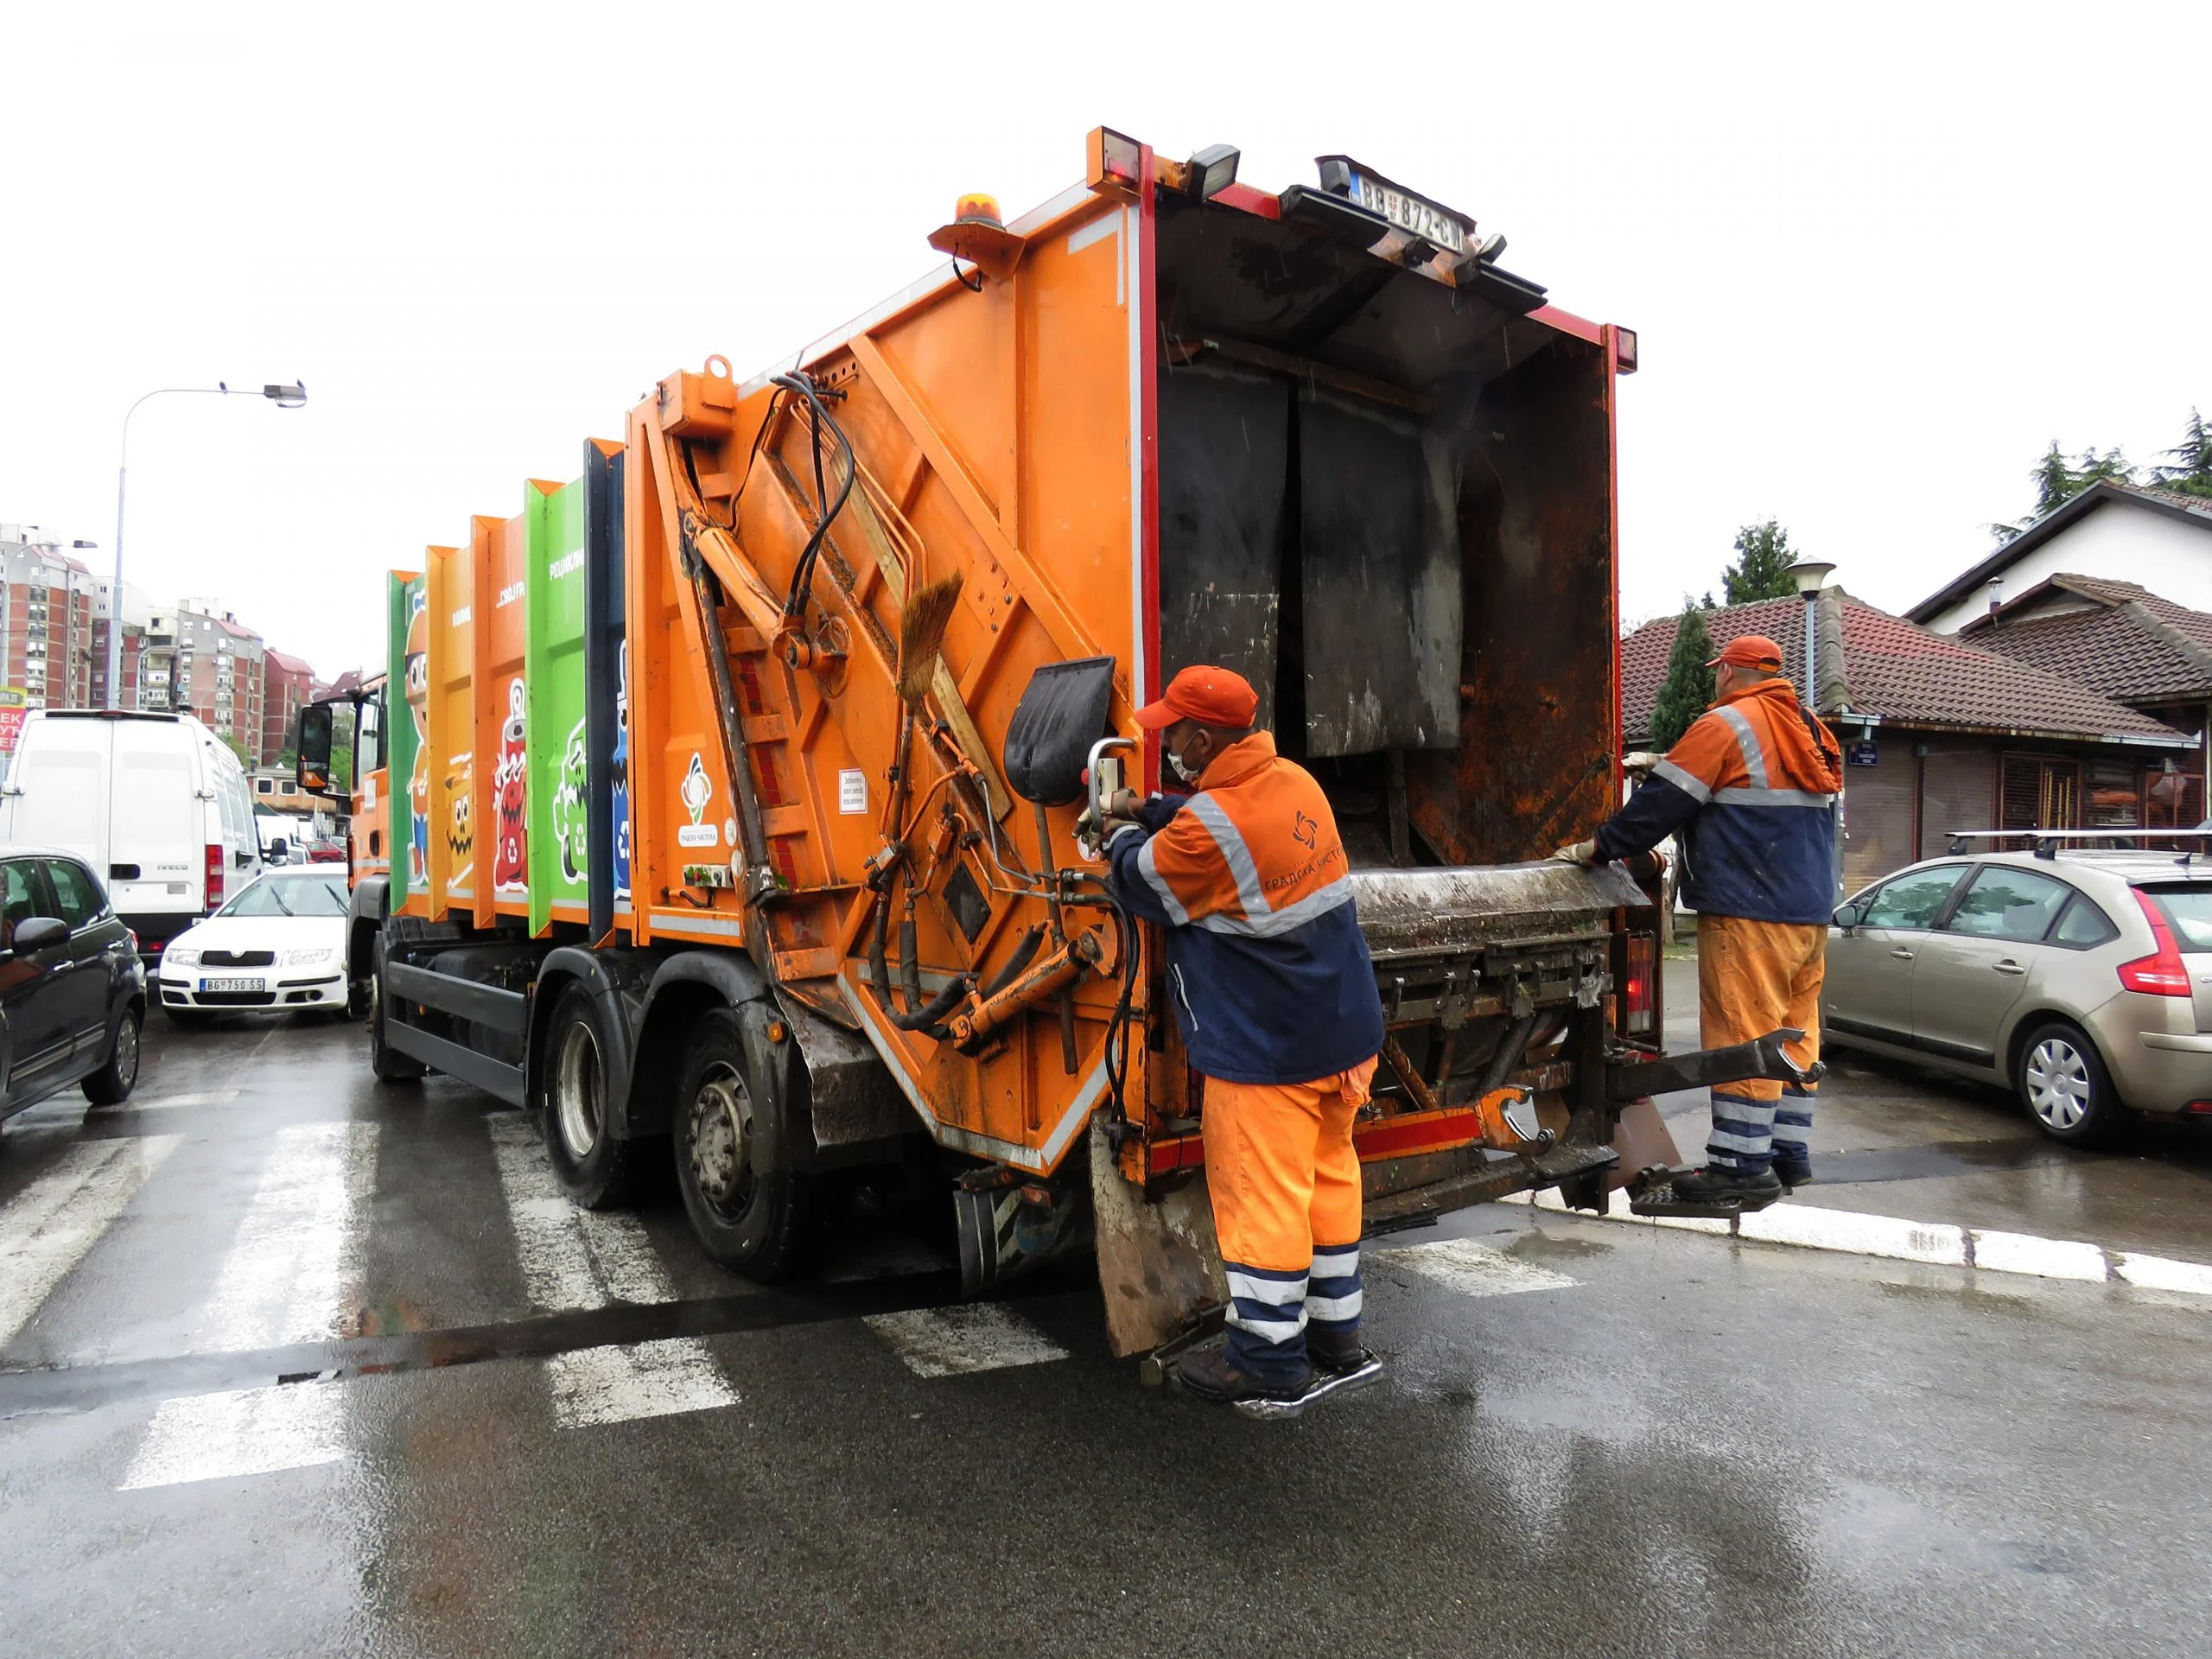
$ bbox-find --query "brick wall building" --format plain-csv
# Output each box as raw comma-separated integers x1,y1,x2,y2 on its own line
262,649,316,765
1,535,100,711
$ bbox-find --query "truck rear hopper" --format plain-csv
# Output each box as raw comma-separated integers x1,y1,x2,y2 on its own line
306,130,1799,1358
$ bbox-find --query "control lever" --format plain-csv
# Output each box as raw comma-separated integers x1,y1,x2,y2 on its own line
1075,736,1136,861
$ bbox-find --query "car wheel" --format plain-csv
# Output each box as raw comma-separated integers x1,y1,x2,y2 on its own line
82,1007,143,1106
537,982,636,1209
2017,1020,2126,1147
368,962,426,1084
672,1007,816,1280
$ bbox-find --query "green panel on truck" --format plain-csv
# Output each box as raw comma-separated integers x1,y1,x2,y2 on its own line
391,571,429,912
526,477,590,936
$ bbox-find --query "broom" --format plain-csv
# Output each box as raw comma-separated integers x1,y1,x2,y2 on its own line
897,573,964,709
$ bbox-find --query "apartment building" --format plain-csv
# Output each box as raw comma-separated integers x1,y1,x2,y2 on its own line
169,602,266,755
262,649,315,766
0,531,100,711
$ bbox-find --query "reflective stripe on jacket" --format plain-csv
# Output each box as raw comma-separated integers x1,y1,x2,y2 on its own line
1107,731,1385,1085
1597,677,1841,925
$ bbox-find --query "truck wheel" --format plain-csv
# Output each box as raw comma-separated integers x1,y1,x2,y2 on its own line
538,982,636,1209
368,970,426,1084
673,1007,814,1281
82,1007,143,1106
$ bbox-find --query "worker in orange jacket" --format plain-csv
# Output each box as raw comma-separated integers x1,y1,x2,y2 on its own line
1558,633,1841,1203
1103,665,1386,1406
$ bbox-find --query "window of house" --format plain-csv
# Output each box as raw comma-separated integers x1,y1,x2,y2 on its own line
2000,754,2082,833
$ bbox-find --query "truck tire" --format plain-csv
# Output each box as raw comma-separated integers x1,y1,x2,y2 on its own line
368,966,426,1084
673,1007,815,1281
538,982,637,1209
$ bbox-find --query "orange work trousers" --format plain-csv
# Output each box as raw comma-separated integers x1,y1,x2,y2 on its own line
1203,1056,1379,1273
1698,912,1825,1172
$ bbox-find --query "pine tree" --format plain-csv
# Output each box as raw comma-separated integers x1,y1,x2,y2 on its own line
1720,519,1800,603
2153,409,2212,499
1649,605,1717,753
1993,440,2138,542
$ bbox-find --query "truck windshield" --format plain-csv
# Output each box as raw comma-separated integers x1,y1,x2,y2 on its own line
2145,885,2212,950
219,874,349,918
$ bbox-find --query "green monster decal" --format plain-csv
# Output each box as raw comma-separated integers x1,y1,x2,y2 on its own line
525,477,590,935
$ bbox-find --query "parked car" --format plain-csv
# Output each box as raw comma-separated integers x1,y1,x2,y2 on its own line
155,866,357,1024
0,846,145,1123
1825,846,2212,1144
0,710,261,965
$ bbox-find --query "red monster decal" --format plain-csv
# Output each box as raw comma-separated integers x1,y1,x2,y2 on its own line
493,677,527,893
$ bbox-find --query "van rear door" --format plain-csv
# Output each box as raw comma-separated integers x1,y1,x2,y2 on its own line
108,719,203,931
3,717,111,870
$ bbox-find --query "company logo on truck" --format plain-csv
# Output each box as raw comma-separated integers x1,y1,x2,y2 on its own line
677,752,717,848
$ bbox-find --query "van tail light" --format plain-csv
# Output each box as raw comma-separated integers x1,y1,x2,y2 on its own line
204,843,225,912
2118,889,2190,996
1622,931,1657,1036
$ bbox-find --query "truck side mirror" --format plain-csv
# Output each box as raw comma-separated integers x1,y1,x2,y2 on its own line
296,702,335,798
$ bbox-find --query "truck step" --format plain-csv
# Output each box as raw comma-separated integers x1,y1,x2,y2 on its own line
1230,1352,1386,1421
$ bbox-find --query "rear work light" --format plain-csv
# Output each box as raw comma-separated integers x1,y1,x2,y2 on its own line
1622,931,1657,1036
204,842,225,912
2118,888,2191,996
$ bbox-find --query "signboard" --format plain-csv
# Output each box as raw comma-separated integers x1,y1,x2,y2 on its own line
1847,739,1879,767
0,688,26,756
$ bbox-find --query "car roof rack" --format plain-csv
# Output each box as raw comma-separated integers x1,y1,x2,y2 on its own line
1945,827,2212,868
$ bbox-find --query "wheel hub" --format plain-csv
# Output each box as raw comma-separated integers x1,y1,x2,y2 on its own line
118,1020,139,1087
555,1021,603,1159
689,1067,753,1211
2026,1039,2089,1130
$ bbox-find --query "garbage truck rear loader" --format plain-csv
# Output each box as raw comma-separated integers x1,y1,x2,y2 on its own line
301,130,1805,1358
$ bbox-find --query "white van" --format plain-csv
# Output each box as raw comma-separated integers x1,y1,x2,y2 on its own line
0,711,262,959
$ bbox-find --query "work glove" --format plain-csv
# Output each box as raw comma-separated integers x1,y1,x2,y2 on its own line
1549,838,1598,866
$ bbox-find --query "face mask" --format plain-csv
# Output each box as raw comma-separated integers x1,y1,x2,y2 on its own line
1167,744,1203,785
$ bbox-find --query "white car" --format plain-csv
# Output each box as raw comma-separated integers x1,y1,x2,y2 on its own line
156,867,356,1024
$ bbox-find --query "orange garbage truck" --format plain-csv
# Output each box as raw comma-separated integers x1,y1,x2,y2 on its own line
298,129,1809,1359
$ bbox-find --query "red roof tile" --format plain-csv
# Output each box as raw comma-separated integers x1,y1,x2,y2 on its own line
1623,593,2189,747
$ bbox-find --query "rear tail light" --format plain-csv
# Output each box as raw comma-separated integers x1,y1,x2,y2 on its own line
2118,889,2191,996
2187,1101,2212,1116
1622,931,1656,1036
204,843,224,912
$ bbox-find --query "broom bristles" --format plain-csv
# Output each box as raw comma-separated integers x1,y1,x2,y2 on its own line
898,573,964,707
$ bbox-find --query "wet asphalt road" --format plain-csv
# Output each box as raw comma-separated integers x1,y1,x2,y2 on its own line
3,1008,2211,1658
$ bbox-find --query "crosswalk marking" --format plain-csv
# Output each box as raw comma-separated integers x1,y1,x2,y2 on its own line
118,1382,345,1490
864,1304,1068,1376
487,1116,736,1427
1376,1236,1580,1299
198,1120,379,1351
0,1135,181,1348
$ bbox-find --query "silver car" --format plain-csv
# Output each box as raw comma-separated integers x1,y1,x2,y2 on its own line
1825,847,2212,1144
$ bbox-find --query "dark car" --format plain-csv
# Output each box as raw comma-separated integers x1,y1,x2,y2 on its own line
0,846,147,1124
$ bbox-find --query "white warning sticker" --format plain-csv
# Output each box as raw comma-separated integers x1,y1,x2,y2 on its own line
838,769,868,815
677,823,719,849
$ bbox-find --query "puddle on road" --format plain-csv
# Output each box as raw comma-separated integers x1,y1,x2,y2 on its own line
1876,1277,2039,1319
1504,1230,1614,1262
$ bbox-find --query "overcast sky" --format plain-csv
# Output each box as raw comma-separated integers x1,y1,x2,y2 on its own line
6,2,2208,678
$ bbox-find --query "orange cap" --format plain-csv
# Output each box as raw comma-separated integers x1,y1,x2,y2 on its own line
1135,664,1260,730
1707,632,1786,671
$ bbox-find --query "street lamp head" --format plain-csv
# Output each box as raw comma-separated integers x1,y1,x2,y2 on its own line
263,382,308,409
1786,559,1837,598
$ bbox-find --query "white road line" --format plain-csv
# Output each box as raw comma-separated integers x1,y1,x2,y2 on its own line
1376,1236,1580,1298
864,1304,1068,1376
197,1120,379,1351
118,1383,345,1490
486,1116,735,1427
0,1136,181,1347
1507,1186,2212,1299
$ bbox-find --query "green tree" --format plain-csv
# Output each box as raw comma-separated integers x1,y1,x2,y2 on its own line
219,733,252,767
1721,519,1800,603
1993,439,2137,541
1649,605,1718,752
2152,408,2212,499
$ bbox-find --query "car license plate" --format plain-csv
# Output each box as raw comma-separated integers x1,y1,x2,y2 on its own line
200,976,264,994
1346,175,1466,254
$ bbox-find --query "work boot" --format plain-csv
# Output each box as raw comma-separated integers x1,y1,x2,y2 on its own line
1671,1165,1783,1205
1770,1158,1813,1192
1173,1344,1312,1404
1306,1326,1366,1374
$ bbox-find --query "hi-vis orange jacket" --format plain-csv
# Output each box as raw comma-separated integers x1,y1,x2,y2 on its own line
1597,677,1842,924
1107,732,1385,1085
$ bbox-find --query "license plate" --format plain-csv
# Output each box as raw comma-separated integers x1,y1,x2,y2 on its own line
1347,175,1466,254
200,976,264,994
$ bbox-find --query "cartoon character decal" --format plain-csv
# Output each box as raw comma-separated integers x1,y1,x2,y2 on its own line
612,641,631,900
445,763,474,879
493,677,526,893
552,717,588,887
404,588,430,887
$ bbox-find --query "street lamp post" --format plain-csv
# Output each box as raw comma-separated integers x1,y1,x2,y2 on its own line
1786,558,1842,897
110,382,307,710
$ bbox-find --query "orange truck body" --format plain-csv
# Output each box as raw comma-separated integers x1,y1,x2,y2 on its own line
317,130,1699,1356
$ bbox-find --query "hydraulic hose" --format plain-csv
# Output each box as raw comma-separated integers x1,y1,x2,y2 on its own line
770,371,857,625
